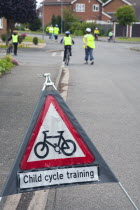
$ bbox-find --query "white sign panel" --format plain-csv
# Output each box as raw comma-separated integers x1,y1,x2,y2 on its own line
27,103,85,162
19,166,99,189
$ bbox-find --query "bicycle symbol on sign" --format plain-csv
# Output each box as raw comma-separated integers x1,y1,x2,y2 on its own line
34,130,77,159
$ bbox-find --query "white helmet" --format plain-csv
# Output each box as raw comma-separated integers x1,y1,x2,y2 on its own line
86,28,91,32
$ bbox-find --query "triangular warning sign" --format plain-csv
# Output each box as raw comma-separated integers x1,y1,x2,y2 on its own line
20,95,94,170
0,89,118,198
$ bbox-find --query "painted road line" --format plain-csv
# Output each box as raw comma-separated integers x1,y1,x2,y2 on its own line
52,52,56,56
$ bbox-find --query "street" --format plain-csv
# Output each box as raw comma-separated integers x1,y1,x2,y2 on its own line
0,36,140,210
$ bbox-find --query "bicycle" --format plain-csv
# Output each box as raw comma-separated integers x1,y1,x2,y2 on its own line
34,130,76,159
65,46,71,66
6,42,13,54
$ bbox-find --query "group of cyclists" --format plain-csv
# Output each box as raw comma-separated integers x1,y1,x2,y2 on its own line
45,24,114,65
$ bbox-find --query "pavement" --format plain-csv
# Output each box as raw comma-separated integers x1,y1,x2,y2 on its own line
0,38,64,210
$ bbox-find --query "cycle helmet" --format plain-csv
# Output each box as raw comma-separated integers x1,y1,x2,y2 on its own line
65,31,70,35
86,28,91,32
55,24,58,27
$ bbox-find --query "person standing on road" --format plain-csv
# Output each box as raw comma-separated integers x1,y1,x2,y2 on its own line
60,31,74,62
49,25,54,39
8,30,19,56
46,25,50,35
83,28,95,65
53,24,59,41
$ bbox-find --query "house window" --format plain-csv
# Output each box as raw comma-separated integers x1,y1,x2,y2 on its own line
0,18,3,29
76,4,85,12
93,4,99,12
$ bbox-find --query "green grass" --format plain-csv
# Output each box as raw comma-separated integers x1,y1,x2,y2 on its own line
24,36,45,43
116,37,140,42
19,30,42,34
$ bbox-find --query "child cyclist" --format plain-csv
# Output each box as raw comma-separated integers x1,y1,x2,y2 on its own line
60,31,74,61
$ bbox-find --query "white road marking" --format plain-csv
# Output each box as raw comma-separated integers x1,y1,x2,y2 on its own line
52,52,56,56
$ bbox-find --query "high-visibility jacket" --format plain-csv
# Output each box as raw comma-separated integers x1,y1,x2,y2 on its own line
12,34,18,43
109,31,113,36
46,26,49,32
54,27,59,35
49,27,54,33
94,29,99,34
83,34,95,49
64,36,72,45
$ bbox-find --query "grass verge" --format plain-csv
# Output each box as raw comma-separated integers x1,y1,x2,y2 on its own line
0,55,18,76
116,37,140,42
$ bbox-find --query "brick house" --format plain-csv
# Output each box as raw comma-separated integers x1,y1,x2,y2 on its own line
102,0,140,37
0,18,7,36
102,0,132,22
43,0,103,26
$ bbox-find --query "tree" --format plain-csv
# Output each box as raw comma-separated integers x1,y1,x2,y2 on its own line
29,17,41,31
0,0,37,39
63,8,78,31
51,15,57,26
115,5,136,36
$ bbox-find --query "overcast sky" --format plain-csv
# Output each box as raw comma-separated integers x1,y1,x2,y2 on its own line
36,0,43,7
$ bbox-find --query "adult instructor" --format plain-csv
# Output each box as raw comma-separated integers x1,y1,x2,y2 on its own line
83,28,95,65
8,30,19,56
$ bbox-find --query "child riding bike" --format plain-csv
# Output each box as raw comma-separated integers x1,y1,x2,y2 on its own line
60,31,75,62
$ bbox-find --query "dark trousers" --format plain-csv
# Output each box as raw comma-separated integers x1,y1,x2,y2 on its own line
64,45,72,59
13,43,18,55
54,35,58,40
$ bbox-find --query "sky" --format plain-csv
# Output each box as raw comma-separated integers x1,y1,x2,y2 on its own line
36,0,43,7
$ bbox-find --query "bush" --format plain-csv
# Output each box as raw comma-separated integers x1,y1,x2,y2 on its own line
0,55,15,74
1,34,6,42
33,37,38,45
21,33,27,39
74,30,84,36
18,35,23,44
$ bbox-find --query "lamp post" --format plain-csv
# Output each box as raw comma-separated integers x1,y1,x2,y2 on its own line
61,0,63,34
40,2,45,40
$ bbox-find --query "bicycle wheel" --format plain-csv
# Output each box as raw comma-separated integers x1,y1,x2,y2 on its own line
61,140,76,156
6,48,10,54
65,50,70,66
34,142,49,159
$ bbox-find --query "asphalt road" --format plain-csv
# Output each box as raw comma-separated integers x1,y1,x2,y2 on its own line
0,37,140,210
46,38,140,210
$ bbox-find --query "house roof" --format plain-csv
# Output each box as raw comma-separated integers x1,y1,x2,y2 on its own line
103,0,140,21
103,0,132,7
44,0,102,5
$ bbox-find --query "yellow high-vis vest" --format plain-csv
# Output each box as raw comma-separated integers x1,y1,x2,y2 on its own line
49,27,54,33
83,34,95,49
64,36,72,45
12,35,18,43
54,27,59,35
